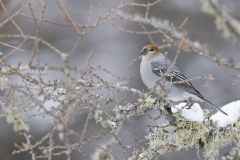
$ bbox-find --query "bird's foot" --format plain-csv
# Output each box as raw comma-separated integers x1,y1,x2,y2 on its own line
184,98,193,109
153,97,165,105
164,102,173,113
154,97,172,113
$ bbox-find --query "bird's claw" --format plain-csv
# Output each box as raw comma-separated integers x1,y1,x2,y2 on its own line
184,98,193,109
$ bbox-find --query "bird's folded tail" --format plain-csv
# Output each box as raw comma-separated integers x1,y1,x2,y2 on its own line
203,98,228,116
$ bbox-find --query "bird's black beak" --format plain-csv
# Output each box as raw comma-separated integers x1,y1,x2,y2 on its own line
140,48,147,55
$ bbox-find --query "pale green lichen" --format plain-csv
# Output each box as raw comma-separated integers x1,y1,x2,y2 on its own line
94,110,109,128
139,111,240,160
174,115,209,150
96,94,240,159
114,96,157,121
93,110,118,131
133,124,176,160
94,110,103,123
6,107,29,133
1,65,29,75
203,121,240,159
0,75,9,90
147,125,176,148
114,104,132,119
136,95,157,114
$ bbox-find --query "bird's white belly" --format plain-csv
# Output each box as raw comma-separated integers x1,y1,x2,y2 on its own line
140,60,160,89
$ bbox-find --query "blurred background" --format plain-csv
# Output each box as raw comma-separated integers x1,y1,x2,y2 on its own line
0,0,240,159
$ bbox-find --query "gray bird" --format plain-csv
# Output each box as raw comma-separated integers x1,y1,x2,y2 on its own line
140,44,227,115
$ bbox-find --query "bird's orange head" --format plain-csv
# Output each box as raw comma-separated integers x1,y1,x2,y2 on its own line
140,44,160,56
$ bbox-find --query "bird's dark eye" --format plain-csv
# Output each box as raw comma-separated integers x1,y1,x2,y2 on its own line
149,48,154,51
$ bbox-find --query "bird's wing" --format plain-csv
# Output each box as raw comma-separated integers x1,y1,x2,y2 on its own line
150,61,228,115
151,61,204,99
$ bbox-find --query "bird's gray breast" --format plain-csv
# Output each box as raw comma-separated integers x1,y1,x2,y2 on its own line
140,60,162,89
